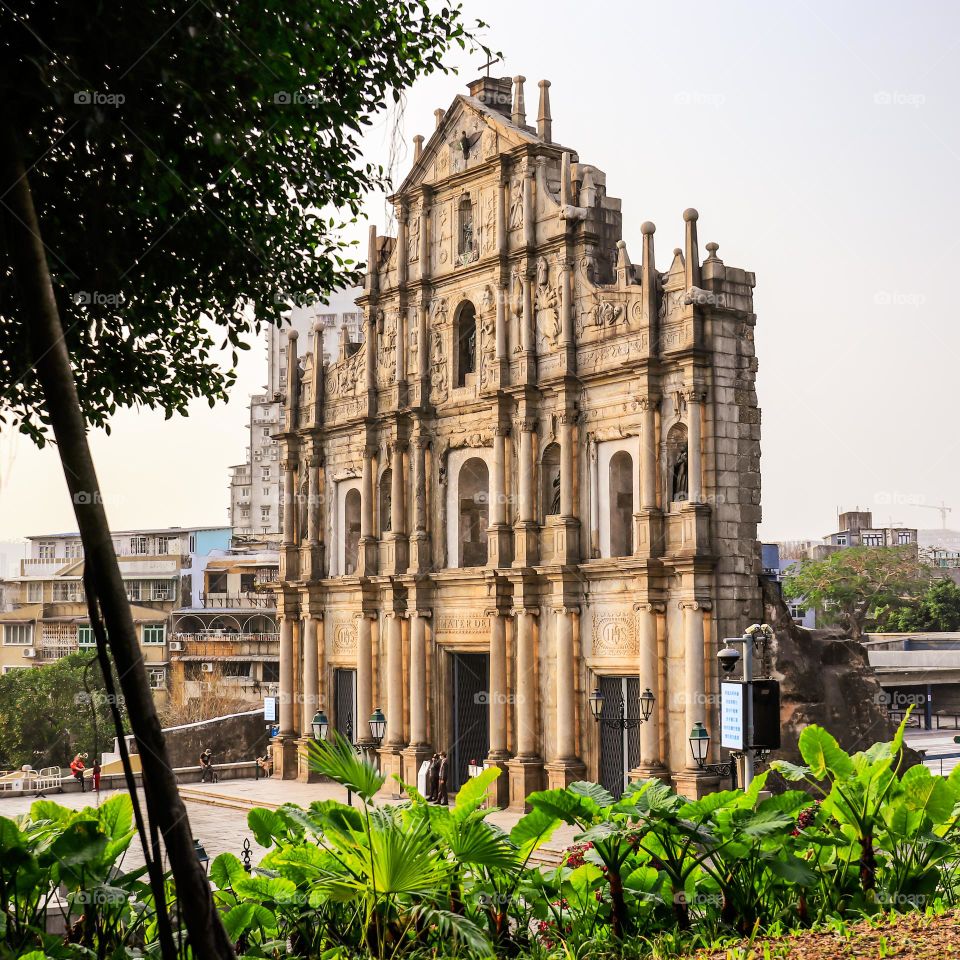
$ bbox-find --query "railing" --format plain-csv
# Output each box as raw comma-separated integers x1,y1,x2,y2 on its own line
172,632,279,644
40,643,78,660
918,751,960,777
197,593,274,609
889,710,960,730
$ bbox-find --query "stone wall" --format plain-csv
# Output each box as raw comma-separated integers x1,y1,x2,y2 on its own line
123,710,270,769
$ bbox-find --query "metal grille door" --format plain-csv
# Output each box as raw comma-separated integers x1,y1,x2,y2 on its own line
451,653,489,791
334,669,357,744
597,676,641,797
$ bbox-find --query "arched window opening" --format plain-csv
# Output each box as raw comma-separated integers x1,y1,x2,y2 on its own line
379,468,392,536
667,424,689,503
458,457,489,567
458,194,474,256
344,489,361,575
541,443,561,519
455,302,477,388
609,451,634,558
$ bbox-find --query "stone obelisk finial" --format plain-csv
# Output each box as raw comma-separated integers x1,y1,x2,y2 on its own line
434,108,444,129
683,208,701,288
512,75,527,127
537,79,552,142
413,134,424,163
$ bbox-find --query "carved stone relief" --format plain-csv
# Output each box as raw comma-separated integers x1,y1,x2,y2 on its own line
592,611,638,657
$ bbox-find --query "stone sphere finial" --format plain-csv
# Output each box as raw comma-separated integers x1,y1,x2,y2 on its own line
706,242,719,256
683,207,699,222
287,329,299,342
673,247,682,256
641,221,656,235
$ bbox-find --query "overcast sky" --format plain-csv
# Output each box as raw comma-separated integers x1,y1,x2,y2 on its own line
1,0,958,543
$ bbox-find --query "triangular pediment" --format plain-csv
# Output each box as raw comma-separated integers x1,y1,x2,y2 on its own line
394,95,541,199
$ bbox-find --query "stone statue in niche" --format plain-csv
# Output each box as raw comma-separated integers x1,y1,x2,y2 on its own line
482,128,497,159
408,207,420,262
510,268,523,353
672,449,688,502
594,300,623,328
535,257,560,348
296,467,309,541
483,191,496,253
509,177,523,229
437,204,450,264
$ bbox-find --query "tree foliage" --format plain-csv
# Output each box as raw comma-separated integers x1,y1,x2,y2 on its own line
783,547,930,639
0,652,125,769
0,0,484,442
874,576,960,633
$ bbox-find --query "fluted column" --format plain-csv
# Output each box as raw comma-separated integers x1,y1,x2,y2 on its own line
417,301,429,381
495,283,507,361
409,612,428,746
554,607,576,761
589,437,599,557
559,415,575,518
488,611,508,758
282,460,296,545
356,614,373,742
395,310,406,385
278,615,295,736
518,425,534,524
497,175,507,254
682,600,706,770
559,258,573,347
390,443,405,535
364,312,376,394
386,612,405,747
397,204,408,286
640,400,657,510
522,167,535,248
361,447,374,539
418,191,430,277
521,272,534,354
411,437,426,532
490,428,506,526
688,390,703,504
514,609,538,757
307,457,320,544
301,616,319,735
637,603,662,768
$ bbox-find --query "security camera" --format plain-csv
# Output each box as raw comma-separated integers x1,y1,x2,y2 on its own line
717,646,742,674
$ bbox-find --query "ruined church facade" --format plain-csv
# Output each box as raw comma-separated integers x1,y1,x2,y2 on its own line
272,74,762,805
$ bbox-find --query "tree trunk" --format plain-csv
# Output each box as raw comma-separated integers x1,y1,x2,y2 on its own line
0,121,235,960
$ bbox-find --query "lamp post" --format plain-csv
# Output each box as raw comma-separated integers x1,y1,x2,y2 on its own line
588,686,655,729
688,722,738,789
193,838,209,874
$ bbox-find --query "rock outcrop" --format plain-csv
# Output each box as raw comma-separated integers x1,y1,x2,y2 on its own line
761,578,912,773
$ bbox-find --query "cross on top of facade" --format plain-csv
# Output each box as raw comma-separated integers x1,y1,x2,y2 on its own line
478,53,501,77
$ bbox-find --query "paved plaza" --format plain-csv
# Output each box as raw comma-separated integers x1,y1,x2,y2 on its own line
0,776,578,874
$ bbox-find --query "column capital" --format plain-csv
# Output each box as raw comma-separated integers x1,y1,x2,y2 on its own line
677,599,712,612
634,601,665,614
410,608,432,619
515,418,537,433
553,604,580,616
396,200,409,223
683,387,707,404
484,607,505,619
635,396,658,412
558,412,579,426
355,611,378,622
493,424,511,437
281,458,297,472
511,606,539,618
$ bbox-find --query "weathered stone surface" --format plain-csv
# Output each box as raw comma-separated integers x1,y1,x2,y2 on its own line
762,579,913,776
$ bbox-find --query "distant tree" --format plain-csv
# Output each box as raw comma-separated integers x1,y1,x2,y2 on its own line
0,5,486,957
0,653,125,770
783,546,930,640
874,577,960,633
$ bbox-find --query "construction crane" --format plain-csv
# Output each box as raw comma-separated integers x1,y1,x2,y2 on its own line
915,501,953,529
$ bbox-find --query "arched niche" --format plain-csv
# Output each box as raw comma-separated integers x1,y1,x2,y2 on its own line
608,450,634,558
454,301,477,388
541,442,561,519
666,422,689,503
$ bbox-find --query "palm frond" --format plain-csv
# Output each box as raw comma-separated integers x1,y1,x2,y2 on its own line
307,732,385,801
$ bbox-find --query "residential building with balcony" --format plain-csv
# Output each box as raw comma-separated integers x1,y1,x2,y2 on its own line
0,526,231,695
169,543,279,707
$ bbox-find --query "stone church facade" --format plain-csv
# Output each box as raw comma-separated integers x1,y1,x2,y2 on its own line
271,74,762,806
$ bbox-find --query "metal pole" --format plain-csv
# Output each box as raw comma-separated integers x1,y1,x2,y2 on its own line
742,633,755,790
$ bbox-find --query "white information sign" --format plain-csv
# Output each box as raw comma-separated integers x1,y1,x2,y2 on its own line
417,760,431,796
720,682,746,750
263,696,278,724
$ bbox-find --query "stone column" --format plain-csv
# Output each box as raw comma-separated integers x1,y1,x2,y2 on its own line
507,608,543,808
307,457,320,544
359,446,375,576
418,193,430,275
301,616,319,735
682,600,705,769
495,283,508,361
559,416,575,519
408,435,429,572
518,426,534,524
589,437,599,558
385,612,405,747
356,614,373,743
634,603,665,775
554,607,576,760
282,461,296,545
390,443,406,535
521,273,534,354
641,400,657,510
397,204,408,286
395,311,406,386
559,257,573,348
485,609,510,805
497,175,507,254
417,301,429,382
488,427,511,566
402,609,432,786
688,390,703,504
522,167,535,248
278,615,295,736
365,312,377,394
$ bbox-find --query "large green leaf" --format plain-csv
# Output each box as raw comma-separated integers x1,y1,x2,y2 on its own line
223,901,277,939
248,808,289,848
510,807,561,855
453,766,500,820
527,787,598,825
770,760,811,782
757,790,813,817
368,821,447,895
901,764,956,824
568,781,616,807
210,852,247,891
97,793,133,840
798,725,854,780
443,819,517,870
307,733,385,801
766,854,817,886
232,874,299,906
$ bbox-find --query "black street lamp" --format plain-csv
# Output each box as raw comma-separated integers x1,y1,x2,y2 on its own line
368,708,386,745
589,687,655,729
193,838,210,874
311,711,328,742
688,722,738,789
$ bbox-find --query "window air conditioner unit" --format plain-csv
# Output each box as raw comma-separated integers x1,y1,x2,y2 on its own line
168,640,183,652
201,662,214,673
23,647,36,659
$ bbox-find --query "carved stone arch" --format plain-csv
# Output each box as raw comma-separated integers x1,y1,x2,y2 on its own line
453,298,478,388
665,421,689,503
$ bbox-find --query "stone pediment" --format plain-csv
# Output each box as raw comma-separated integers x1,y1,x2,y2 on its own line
394,95,541,199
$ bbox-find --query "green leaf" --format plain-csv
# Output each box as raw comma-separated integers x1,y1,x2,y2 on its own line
210,852,248,890
568,780,616,807
527,788,598,826
97,793,133,840
510,807,561,854
223,901,277,939
307,732,385,800
232,874,299,906
771,760,811,782
248,808,288,848
453,766,500,819
767,854,817,886
798,725,854,780
901,764,956,823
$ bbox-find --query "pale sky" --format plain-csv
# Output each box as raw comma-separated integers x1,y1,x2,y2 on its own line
2,0,958,543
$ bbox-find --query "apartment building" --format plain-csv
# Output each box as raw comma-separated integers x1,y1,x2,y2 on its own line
0,527,231,697
229,290,362,539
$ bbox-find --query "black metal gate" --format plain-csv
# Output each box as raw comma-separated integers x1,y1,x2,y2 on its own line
333,668,357,744
451,653,489,791
597,675,641,797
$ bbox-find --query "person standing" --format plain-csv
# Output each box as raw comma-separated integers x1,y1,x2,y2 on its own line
92,759,102,793
426,753,439,802
69,754,86,792
437,751,449,806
